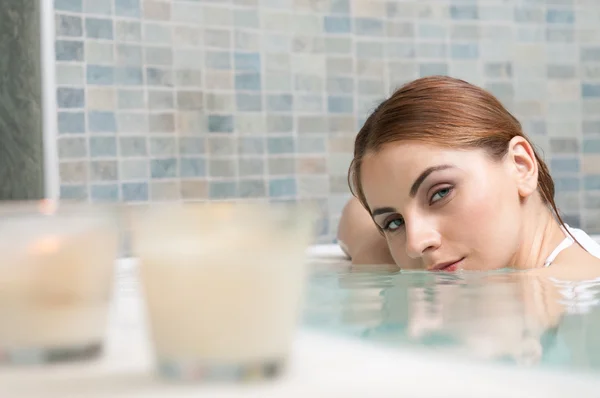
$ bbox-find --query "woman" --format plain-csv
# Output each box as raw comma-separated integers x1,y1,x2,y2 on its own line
338,76,600,278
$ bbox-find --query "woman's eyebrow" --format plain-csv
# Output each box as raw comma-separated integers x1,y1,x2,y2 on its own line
371,206,396,217
409,164,455,197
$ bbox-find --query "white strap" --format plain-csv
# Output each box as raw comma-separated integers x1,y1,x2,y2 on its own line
543,235,574,268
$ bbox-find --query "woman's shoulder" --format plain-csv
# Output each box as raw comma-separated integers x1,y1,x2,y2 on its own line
537,226,600,281
566,225,600,259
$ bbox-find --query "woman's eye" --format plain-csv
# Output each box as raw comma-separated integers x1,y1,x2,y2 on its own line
384,218,404,232
431,187,452,203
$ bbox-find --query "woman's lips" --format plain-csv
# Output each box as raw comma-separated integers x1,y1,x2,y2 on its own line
430,258,465,272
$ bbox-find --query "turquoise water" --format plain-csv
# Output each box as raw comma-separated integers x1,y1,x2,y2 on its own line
304,264,600,371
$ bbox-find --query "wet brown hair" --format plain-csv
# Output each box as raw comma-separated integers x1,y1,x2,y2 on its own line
349,76,566,229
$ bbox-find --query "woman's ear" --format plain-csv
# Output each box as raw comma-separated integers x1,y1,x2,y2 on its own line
507,136,538,199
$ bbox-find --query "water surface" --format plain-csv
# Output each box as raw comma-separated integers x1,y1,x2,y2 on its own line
304,263,600,372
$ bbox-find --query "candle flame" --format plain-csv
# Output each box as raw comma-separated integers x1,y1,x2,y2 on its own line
39,199,58,216
31,236,62,255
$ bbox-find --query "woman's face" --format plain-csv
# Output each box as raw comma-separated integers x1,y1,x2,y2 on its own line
360,142,528,271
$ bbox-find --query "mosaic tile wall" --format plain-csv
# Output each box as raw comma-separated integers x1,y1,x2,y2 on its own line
54,0,600,241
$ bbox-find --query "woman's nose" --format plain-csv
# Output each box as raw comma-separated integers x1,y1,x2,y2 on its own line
405,219,441,259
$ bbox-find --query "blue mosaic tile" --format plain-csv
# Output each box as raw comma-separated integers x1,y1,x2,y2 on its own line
514,7,543,23
84,0,112,15
267,94,293,112
555,177,580,192
581,47,600,62
180,158,206,177
57,88,85,109
387,42,415,58
582,84,600,98
117,44,143,65
234,52,261,71
450,5,479,20
267,137,295,154
451,43,479,59
267,115,294,133
328,96,354,113
58,137,87,158
238,159,264,177
485,82,514,98
120,159,148,179
297,136,325,153
327,77,354,94
206,51,231,69
58,112,85,134
87,65,114,85
234,9,260,28
55,0,83,12
85,18,113,39
149,137,176,156
584,176,600,190
115,0,141,17
179,137,205,155
479,5,513,21
551,158,580,172
546,9,575,24
115,67,144,85
90,136,117,157
295,94,323,112
325,37,352,54
238,137,264,155
418,24,446,39
357,79,384,96
236,93,263,112
88,111,117,133
90,160,118,181
269,178,296,197
419,63,448,76
583,121,600,135
263,35,291,53
354,18,384,36
56,15,83,37
324,16,351,33
60,185,87,199
146,68,172,86
122,182,148,201
120,136,147,157
209,159,235,178
150,158,177,179
583,140,600,153
330,0,350,14
116,21,142,42
209,181,237,199
239,179,266,198
417,43,446,58
208,115,234,133
55,40,84,61
91,184,119,201
143,23,171,44
235,73,261,91
355,41,383,58
517,26,545,42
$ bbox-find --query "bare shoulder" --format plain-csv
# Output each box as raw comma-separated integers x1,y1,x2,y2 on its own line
337,197,395,265
533,247,600,281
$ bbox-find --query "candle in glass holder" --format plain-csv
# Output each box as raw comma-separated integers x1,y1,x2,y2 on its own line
132,202,315,382
0,202,119,364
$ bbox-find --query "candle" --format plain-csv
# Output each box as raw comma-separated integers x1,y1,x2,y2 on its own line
0,203,119,365
132,203,315,382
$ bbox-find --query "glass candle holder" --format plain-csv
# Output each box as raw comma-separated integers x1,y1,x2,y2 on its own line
0,201,119,365
131,202,315,382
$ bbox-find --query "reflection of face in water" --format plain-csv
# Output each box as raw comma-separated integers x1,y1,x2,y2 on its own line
405,272,565,365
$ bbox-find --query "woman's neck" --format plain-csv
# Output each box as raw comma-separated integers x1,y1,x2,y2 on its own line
510,203,567,270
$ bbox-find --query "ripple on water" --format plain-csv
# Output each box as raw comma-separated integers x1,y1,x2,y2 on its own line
304,267,600,372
